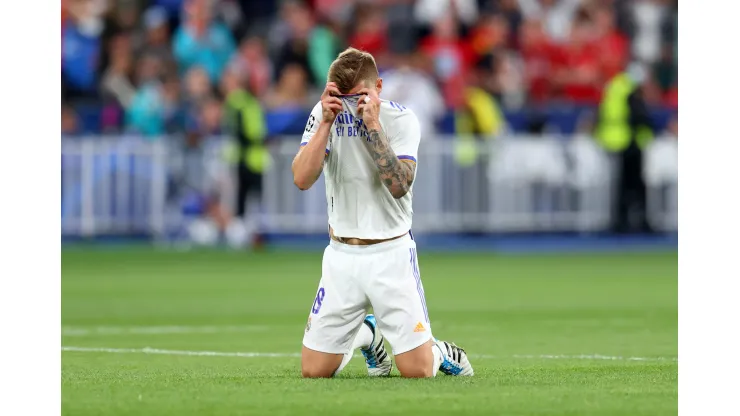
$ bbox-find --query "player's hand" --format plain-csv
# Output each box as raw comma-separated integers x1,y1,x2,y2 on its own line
321,82,343,123
356,88,381,130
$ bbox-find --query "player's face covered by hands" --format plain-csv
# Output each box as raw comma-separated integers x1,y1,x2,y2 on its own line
355,79,383,130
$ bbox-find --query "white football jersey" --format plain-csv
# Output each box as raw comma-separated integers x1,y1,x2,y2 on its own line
300,97,421,239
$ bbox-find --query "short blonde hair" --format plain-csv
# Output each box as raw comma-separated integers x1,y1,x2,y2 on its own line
327,47,379,94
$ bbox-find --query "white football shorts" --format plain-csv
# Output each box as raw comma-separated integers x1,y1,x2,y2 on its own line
302,232,432,356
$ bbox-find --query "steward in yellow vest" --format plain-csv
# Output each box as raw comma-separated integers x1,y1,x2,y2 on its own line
595,67,655,234
454,86,505,167
596,72,653,153
222,81,271,221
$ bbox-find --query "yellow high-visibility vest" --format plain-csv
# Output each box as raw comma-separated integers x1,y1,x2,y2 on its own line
596,73,653,152
224,90,271,173
454,87,504,166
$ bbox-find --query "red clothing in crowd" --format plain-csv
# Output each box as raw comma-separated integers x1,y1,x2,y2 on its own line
552,41,603,104
665,87,678,108
598,31,629,80
350,31,388,57
349,7,388,57
420,37,475,108
520,39,557,103
468,16,509,57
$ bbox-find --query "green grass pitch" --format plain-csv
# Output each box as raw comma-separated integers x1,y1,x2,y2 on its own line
62,248,677,415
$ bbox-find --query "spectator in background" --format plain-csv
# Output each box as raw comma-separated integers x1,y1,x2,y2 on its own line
517,0,582,44
552,14,602,104
383,0,418,55
100,33,136,109
313,0,354,24
267,0,301,54
415,0,479,28
483,0,523,47
181,66,214,145
110,0,140,33
381,52,445,138
153,0,184,18
653,45,676,103
135,51,166,86
664,75,677,108
519,18,556,103
274,1,315,84
161,75,186,134
62,105,82,136
658,0,677,108
138,6,174,66
264,63,313,110
60,0,677,140
126,80,166,137
183,66,213,106
62,0,69,28
665,115,677,139
307,18,341,84
185,95,223,146
593,5,629,81
420,13,475,108
125,53,168,137
198,97,223,137
468,12,510,61
99,32,135,132
62,0,105,100
173,0,236,83
234,0,280,38
631,0,668,65
98,0,140,62
488,50,526,109
275,0,339,87
229,36,273,99
349,5,389,59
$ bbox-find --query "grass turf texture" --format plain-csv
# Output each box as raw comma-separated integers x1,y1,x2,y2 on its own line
62,249,677,415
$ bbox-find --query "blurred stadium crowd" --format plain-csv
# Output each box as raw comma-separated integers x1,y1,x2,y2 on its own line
61,0,678,138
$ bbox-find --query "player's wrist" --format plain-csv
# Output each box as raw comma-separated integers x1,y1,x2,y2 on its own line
364,120,381,131
318,120,335,131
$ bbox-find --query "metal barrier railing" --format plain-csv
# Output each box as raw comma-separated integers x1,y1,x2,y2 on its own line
61,135,678,237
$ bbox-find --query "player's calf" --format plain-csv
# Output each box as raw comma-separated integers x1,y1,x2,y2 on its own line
300,346,344,378
394,339,436,378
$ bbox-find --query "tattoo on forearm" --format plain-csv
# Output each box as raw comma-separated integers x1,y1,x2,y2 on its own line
365,128,415,198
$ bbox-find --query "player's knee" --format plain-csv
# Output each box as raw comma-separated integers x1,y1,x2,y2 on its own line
398,365,434,378
301,363,334,378
301,346,342,378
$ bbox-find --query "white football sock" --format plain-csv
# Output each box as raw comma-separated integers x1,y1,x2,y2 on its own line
431,340,443,377
351,322,374,350
332,324,375,377
333,352,353,377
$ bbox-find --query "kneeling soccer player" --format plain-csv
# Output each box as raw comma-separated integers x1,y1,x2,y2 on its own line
292,48,474,378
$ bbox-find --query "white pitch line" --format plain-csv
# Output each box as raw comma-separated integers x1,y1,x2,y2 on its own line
62,325,270,337
486,354,677,362
62,346,301,358
62,346,676,362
